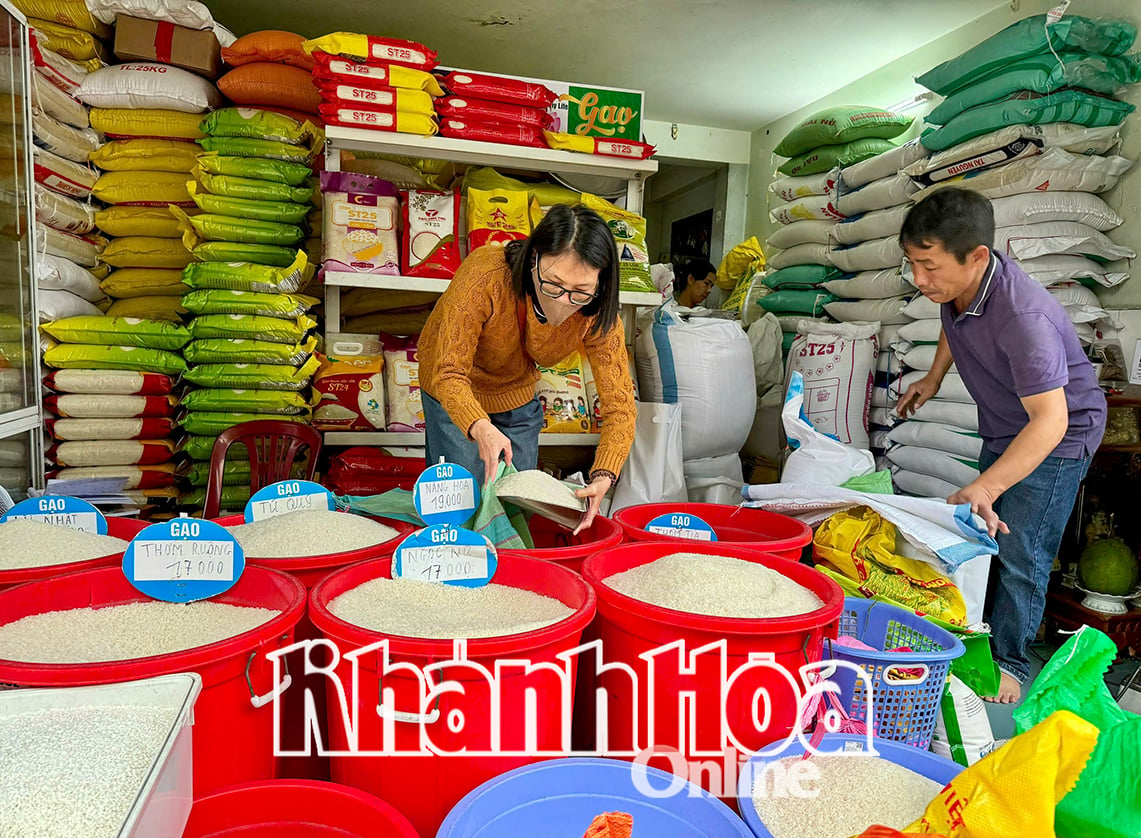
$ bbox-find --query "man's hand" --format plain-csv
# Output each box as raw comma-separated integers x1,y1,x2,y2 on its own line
948,481,1010,538
896,374,941,419
469,419,511,486
573,474,613,536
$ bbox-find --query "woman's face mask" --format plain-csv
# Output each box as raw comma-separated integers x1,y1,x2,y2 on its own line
533,252,600,327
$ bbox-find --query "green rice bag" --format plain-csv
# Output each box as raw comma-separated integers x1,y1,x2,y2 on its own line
199,108,318,145
180,410,309,437
188,314,316,345
758,289,838,317
182,252,310,294
182,484,252,508
189,242,301,267
184,356,320,391
188,184,312,225
43,342,187,374
778,138,897,177
181,212,305,247
197,136,316,163
180,388,315,415
187,459,253,487
195,169,314,204
182,434,250,461
183,336,317,366
182,290,319,318
763,265,843,290
196,152,312,186
781,331,797,355
41,316,190,351
775,105,913,158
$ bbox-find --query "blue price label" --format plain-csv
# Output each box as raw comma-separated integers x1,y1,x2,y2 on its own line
392,525,496,588
123,519,245,603
244,480,335,523
1,496,108,534
413,463,479,528
645,513,718,542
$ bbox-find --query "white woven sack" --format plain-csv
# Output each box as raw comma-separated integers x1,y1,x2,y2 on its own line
776,314,830,333
871,387,893,409
31,108,102,163
89,0,216,28
898,344,939,371
825,296,909,326
769,170,837,201
887,421,983,460
769,196,845,225
909,399,979,432
32,73,88,129
684,453,745,505
836,173,917,216
832,204,910,246
1017,254,1128,288
785,320,878,448
879,324,905,348
1049,285,1116,327
891,467,962,499
841,138,929,188
31,41,89,96
35,224,100,267
995,222,1135,262
897,318,942,344
78,63,222,114
888,444,980,488
830,236,904,273
36,253,103,301
990,192,1121,232
767,219,836,250
34,184,95,235
38,289,101,322
870,406,897,429
876,349,904,376
894,370,974,404
767,243,834,271
902,294,941,320
33,146,95,199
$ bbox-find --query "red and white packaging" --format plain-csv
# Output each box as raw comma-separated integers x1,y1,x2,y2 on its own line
382,335,425,433
44,393,179,418
45,417,177,441
401,189,461,279
44,369,175,396
49,464,181,489
439,117,545,149
311,52,445,95
318,102,438,135
314,79,434,115
435,96,553,129
29,32,88,95
441,71,556,109
47,439,177,467
33,147,96,199
312,336,386,432
306,36,437,71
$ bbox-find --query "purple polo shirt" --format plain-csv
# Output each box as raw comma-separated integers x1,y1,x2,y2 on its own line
941,250,1106,458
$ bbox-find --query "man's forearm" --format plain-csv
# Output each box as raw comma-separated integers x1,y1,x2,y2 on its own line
974,415,1068,498
927,331,954,384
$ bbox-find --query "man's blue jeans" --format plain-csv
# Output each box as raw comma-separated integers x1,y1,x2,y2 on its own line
979,446,1091,683
422,391,543,483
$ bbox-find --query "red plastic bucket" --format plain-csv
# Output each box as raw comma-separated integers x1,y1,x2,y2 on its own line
183,779,420,837
580,542,843,797
499,513,624,575
309,554,596,838
0,516,149,592
613,503,813,560
0,565,306,796
213,511,416,781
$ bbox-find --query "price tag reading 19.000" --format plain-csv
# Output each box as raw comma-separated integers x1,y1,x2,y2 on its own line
413,463,479,528
1,496,108,534
244,480,336,523
123,519,245,603
393,525,497,588
645,513,718,542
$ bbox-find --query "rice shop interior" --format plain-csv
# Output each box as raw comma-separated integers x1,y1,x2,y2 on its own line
1,0,1140,835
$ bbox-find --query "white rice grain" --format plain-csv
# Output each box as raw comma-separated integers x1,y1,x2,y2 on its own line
228,510,399,558
495,470,586,510
605,553,823,618
752,754,943,837
0,601,280,663
0,520,128,570
330,576,574,639
0,704,176,838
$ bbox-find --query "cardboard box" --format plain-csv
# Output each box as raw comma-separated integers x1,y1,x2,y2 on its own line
113,15,222,81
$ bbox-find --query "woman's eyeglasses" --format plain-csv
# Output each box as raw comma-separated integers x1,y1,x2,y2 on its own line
534,258,598,306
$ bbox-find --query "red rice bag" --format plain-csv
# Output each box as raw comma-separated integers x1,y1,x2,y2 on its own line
44,394,179,418
401,189,461,279
318,102,438,136
303,34,438,71
45,417,177,441
439,117,545,149
311,52,445,96
441,71,556,109
314,79,434,116
43,369,175,396
435,96,554,129
48,464,182,489
47,439,177,467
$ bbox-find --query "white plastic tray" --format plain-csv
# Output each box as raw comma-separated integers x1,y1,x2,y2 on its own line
0,673,202,837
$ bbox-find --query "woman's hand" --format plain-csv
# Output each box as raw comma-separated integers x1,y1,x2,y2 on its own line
573,474,613,536
469,419,512,486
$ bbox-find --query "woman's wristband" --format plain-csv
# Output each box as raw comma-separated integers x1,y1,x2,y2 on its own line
589,469,618,487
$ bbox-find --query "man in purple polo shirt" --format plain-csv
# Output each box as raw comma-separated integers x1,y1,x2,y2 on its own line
896,188,1106,704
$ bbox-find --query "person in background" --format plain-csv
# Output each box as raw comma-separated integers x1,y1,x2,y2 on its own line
896,188,1106,705
418,204,637,534
672,258,716,308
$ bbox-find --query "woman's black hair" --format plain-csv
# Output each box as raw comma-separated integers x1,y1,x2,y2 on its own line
504,203,620,337
672,257,716,296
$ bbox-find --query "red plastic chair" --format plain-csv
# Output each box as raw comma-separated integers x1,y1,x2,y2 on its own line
203,420,324,520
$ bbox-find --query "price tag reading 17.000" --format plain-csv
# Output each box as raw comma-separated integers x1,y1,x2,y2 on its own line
645,513,718,542
413,463,479,528
244,480,336,524
123,519,245,603
392,525,497,588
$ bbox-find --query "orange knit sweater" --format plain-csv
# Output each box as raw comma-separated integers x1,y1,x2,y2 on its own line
419,246,636,476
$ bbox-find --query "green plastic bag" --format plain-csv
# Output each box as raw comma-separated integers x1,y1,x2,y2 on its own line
180,388,314,415
917,15,1138,96
197,152,313,186
763,265,843,290
195,169,315,203
775,105,912,158
41,315,190,351
43,343,187,375
179,411,309,437
190,241,301,267
758,288,837,316
184,357,320,391
189,186,312,225
182,253,310,294
182,435,250,462
183,336,316,366
198,136,316,163
200,108,317,145
778,137,896,177
182,290,319,318
839,469,894,495
1014,626,1140,838
188,313,316,345
187,459,252,487
182,212,305,247
182,484,251,510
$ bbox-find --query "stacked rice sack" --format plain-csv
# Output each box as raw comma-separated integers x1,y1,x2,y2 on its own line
437,70,556,148
300,31,441,137
176,109,322,512
17,0,112,71
218,31,322,127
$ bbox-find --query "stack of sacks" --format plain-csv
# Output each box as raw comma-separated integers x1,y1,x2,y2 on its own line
17,0,112,70
438,71,557,149
300,31,441,136
218,31,322,125
750,265,842,359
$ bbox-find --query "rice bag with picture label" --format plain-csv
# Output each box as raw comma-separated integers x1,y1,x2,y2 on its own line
382,335,425,432
313,336,387,431
402,189,461,279
182,252,309,294
188,314,316,345
536,351,592,434
467,188,531,251
318,103,439,136
580,192,655,295
310,52,445,96
321,170,400,275
195,153,313,187
300,33,439,71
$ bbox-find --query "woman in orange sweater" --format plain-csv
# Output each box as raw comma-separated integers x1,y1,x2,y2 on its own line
419,204,637,533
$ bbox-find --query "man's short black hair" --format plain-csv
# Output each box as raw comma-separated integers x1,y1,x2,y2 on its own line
900,187,995,263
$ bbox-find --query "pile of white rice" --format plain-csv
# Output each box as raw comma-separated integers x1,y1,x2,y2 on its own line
604,553,823,618
0,520,128,571
495,470,585,510
228,510,399,558
330,576,574,639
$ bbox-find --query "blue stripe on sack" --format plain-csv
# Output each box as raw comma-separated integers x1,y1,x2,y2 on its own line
651,310,679,404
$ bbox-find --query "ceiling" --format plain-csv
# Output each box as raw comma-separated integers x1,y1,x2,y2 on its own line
208,0,1007,131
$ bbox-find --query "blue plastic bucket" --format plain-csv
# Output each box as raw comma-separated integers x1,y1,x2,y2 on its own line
438,757,752,837
736,733,963,838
